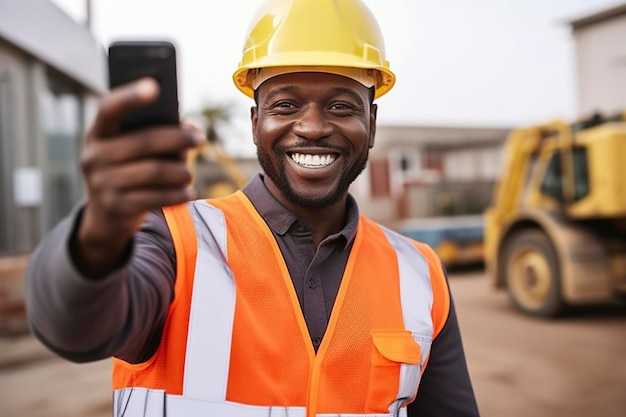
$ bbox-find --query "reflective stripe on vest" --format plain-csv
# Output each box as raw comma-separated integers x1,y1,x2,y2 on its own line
113,197,439,417
381,227,433,415
114,387,409,417
182,201,234,400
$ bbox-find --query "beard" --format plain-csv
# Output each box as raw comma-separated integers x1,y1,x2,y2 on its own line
257,144,369,209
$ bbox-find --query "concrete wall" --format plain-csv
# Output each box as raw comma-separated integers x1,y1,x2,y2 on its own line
0,40,43,254
573,7,626,115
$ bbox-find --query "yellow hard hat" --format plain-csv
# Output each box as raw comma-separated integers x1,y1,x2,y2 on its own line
233,0,396,100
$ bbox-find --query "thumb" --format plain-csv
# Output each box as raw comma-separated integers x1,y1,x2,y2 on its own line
89,77,159,138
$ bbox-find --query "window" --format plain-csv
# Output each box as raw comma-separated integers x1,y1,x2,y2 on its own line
540,147,589,202
0,73,12,254
572,147,589,201
389,148,421,196
369,158,391,197
540,153,563,202
40,69,84,229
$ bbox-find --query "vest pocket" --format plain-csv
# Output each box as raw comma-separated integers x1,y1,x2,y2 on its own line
366,330,423,413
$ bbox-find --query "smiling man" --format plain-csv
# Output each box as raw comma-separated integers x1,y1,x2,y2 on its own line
253,72,376,243
25,1,480,416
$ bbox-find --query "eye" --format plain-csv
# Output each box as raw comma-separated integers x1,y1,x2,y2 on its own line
329,102,359,116
268,100,299,114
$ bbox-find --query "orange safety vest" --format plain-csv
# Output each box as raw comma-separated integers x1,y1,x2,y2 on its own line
112,191,450,417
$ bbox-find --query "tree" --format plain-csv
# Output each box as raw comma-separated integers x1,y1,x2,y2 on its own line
190,102,248,198
200,103,232,144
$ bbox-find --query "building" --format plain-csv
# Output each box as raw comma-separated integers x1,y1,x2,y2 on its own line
0,0,105,334
0,0,106,257
352,125,510,226
570,3,626,116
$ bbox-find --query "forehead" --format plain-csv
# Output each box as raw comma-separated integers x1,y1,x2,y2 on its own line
256,72,371,102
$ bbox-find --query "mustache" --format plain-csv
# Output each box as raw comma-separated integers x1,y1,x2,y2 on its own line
278,141,344,152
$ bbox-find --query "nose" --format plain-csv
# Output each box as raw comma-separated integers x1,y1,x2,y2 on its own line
292,104,333,141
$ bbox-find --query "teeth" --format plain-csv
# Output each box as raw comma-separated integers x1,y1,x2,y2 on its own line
291,153,336,168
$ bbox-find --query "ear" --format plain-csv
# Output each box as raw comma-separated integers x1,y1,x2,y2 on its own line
368,103,378,149
250,106,258,145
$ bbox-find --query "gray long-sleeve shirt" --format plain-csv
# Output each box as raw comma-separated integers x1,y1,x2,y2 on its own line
26,173,480,416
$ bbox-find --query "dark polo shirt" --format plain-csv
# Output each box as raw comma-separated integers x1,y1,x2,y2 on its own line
243,174,358,351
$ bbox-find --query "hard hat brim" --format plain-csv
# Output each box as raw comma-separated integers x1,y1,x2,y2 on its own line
233,52,396,100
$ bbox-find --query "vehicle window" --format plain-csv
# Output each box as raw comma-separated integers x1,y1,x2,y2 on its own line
572,147,589,201
540,152,563,201
540,147,589,202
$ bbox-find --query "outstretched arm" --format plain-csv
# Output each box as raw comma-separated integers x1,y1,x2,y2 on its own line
26,209,177,364
25,78,203,363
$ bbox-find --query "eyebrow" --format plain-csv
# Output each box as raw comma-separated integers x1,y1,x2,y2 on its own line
264,86,299,102
263,85,367,103
331,87,367,103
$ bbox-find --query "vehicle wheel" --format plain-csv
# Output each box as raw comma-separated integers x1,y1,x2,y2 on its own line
503,230,565,318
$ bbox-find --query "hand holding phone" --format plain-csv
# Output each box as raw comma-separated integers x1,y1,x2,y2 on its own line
70,40,201,278
107,40,180,132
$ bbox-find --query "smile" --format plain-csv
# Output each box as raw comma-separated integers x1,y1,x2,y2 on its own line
290,153,337,168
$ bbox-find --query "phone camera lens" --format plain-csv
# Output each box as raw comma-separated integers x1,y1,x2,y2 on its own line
157,48,170,58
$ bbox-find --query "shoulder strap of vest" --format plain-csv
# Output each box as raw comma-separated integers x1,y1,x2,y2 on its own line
411,241,451,339
162,203,198,292
357,216,451,339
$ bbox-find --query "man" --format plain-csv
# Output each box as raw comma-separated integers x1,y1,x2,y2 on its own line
26,0,480,416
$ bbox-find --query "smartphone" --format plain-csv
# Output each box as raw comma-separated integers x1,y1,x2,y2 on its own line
107,40,180,132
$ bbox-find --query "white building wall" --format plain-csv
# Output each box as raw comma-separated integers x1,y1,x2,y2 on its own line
574,12,626,115
442,146,503,182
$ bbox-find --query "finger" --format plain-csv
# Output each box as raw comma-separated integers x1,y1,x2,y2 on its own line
89,159,193,193
180,118,207,145
98,186,196,218
124,125,205,159
89,78,160,138
180,118,204,133
82,127,202,170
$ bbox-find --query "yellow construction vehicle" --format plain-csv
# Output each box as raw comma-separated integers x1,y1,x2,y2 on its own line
484,112,626,317
187,141,250,198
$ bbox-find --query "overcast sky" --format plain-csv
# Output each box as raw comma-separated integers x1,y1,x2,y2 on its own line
52,0,624,155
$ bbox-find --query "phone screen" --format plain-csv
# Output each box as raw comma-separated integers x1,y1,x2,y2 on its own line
108,41,180,132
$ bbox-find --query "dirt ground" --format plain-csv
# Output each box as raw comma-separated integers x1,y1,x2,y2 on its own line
454,270,626,417
1,269,625,417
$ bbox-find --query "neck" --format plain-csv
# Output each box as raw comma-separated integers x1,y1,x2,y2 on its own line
294,202,347,246
264,178,348,246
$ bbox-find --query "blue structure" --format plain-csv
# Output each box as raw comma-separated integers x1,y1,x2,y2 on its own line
398,215,484,266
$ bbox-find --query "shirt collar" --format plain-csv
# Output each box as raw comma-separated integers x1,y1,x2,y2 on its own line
241,173,359,248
